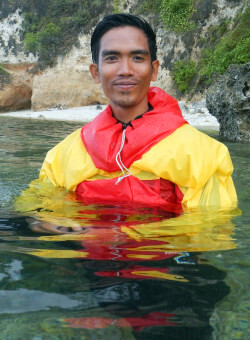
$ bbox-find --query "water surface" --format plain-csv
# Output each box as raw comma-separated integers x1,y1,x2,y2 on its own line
0,116,249,339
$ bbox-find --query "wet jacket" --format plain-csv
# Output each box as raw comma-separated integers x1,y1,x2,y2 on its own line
40,87,237,209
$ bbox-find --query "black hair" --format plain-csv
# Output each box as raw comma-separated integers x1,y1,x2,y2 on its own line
91,13,157,64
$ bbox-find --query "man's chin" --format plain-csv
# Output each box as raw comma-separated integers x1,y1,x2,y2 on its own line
112,98,137,109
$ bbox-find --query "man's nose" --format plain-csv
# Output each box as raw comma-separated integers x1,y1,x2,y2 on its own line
118,58,134,76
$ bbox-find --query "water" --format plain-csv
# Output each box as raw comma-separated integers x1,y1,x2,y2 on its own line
0,116,249,340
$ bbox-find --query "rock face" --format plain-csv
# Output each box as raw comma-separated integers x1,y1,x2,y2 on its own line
0,64,34,112
31,66,108,111
31,35,109,111
0,9,37,64
24,0,248,110
206,63,250,142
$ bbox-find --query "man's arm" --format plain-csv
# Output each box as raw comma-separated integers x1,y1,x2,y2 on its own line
132,124,237,208
40,128,98,191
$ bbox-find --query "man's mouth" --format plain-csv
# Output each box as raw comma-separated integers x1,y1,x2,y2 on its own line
113,80,138,90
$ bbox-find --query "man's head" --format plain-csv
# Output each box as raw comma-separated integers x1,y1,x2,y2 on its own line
91,13,157,64
89,14,159,122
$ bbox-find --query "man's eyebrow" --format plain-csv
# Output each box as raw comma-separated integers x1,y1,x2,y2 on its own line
131,49,149,55
101,49,150,57
101,50,120,57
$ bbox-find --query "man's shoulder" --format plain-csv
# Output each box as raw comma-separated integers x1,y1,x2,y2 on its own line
172,124,229,156
43,127,88,168
46,128,83,157
57,128,82,146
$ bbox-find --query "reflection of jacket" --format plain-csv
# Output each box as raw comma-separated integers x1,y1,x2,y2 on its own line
40,87,237,209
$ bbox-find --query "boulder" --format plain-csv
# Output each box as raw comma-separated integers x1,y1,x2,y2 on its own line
206,63,250,142
0,64,33,112
31,66,108,111
0,84,32,112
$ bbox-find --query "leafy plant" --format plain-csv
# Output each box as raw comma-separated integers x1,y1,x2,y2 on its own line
113,0,127,14
113,0,120,13
135,0,196,32
199,7,250,82
160,0,196,32
135,0,162,14
24,23,62,65
0,64,9,75
0,64,11,87
171,59,196,92
21,0,107,66
23,32,39,54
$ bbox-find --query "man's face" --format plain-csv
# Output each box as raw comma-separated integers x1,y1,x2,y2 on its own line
90,26,159,115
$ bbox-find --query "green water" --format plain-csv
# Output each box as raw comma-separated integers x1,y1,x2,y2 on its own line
0,116,249,340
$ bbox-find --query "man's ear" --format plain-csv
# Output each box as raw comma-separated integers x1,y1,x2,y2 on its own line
151,60,160,82
89,63,100,83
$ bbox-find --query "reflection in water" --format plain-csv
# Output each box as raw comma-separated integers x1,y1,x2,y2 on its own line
0,211,232,339
86,261,229,339
4,180,237,338
14,180,238,259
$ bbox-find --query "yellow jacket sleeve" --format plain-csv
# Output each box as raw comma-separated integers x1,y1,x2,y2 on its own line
132,124,237,208
39,129,98,191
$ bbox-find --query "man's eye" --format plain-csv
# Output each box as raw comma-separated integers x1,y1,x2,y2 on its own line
134,56,144,61
105,56,117,61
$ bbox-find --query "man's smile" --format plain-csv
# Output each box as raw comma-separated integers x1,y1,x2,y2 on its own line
113,79,138,90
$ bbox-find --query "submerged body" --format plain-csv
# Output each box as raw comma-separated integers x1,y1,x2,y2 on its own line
40,87,237,210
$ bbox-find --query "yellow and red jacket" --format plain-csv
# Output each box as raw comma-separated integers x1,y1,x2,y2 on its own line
40,87,237,210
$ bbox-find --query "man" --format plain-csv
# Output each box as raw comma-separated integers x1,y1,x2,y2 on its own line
39,13,237,211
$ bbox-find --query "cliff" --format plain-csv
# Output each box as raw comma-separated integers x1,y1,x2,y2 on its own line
206,63,250,142
0,0,249,112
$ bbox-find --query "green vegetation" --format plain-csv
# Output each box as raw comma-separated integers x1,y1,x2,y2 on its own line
113,0,120,13
135,0,196,32
20,0,194,66
160,0,196,32
199,8,250,82
24,23,62,65
0,64,11,88
136,0,162,14
171,7,250,93
134,1,249,93
0,64,9,75
12,0,108,67
113,0,128,14
171,60,196,93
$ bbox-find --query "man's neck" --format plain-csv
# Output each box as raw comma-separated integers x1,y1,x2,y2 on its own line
111,101,149,124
